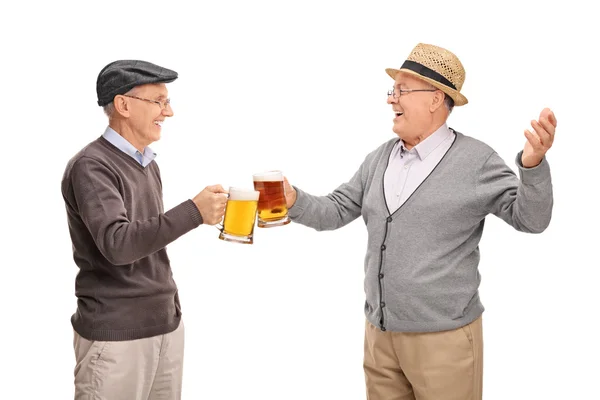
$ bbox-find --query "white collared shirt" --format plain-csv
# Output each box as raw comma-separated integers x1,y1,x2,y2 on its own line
102,126,157,167
384,124,456,213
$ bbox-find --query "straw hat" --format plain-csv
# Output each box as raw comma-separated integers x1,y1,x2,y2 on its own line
385,43,468,106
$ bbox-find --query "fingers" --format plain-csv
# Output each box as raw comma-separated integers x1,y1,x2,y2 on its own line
283,176,296,196
529,120,548,146
204,198,227,225
532,117,555,148
524,128,547,154
539,107,557,128
524,128,538,144
538,116,556,135
211,188,227,224
283,176,297,208
205,184,228,194
192,184,229,225
547,110,557,128
537,117,556,147
537,108,557,144
539,107,551,121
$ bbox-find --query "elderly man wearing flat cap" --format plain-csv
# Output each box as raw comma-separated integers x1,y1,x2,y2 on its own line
61,60,228,399
283,43,557,400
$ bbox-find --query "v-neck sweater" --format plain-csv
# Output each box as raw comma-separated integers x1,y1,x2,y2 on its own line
61,136,203,341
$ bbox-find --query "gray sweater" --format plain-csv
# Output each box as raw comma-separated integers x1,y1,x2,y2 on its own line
288,130,553,332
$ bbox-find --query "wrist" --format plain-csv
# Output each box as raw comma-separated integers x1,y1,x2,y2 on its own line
521,155,542,168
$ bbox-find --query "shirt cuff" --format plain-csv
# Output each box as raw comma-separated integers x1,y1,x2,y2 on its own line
515,151,551,185
288,186,307,219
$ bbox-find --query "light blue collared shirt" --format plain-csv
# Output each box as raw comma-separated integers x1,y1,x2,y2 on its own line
384,123,456,213
102,127,157,167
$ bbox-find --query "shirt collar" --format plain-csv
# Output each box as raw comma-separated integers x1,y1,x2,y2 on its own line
102,126,157,167
402,123,454,161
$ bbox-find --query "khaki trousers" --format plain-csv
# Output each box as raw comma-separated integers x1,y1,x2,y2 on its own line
364,316,483,400
73,320,185,400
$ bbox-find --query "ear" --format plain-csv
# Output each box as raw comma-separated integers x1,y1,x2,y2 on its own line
113,95,131,118
430,90,445,113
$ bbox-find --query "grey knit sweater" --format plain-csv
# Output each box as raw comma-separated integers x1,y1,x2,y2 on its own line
288,130,553,332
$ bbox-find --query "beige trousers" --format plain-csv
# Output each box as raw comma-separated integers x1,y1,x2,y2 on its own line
73,320,185,400
364,316,483,400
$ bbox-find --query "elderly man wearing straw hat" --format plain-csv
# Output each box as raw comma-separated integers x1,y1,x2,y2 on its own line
283,43,556,399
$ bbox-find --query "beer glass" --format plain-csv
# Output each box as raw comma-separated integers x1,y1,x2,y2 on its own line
217,187,260,244
252,170,290,228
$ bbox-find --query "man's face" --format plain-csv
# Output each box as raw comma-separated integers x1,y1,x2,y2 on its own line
387,72,438,142
125,83,174,147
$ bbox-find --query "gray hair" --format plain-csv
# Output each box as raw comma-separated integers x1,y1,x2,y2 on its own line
424,82,454,114
443,94,455,114
102,87,140,118
102,102,115,118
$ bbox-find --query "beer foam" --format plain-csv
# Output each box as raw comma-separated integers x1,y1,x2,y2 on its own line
252,170,283,182
228,187,260,201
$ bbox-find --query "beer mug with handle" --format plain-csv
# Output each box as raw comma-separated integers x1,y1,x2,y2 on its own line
252,170,291,228
217,187,260,244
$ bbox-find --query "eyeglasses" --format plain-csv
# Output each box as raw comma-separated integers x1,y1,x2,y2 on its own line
387,87,437,100
122,94,171,110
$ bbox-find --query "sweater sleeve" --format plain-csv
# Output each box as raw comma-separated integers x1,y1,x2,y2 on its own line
287,162,365,231
69,157,203,265
476,150,553,233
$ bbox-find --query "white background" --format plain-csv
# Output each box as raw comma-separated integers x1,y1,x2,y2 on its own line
1,0,598,399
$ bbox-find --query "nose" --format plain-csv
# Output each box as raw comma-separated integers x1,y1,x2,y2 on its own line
387,95,396,105
163,104,174,117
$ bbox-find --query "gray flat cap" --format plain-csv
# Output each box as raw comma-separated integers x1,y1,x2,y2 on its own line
96,60,178,106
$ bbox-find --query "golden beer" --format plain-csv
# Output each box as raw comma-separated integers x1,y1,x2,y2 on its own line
218,188,259,244
252,170,290,228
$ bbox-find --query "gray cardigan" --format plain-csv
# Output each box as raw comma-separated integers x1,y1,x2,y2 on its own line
288,130,553,332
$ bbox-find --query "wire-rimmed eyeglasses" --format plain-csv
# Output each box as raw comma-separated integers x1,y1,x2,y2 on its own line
387,87,437,100
122,94,171,110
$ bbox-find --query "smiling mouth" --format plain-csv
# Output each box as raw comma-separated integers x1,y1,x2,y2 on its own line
154,121,163,127
394,112,403,118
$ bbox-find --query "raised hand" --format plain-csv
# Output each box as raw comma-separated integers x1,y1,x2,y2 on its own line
521,107,557,168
